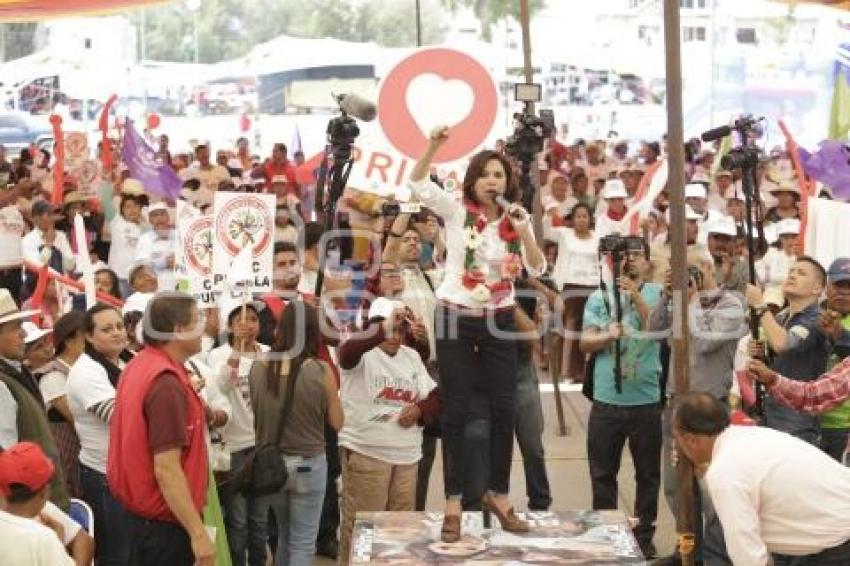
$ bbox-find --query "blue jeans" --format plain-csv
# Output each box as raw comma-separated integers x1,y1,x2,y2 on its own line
80,464,130,566
224,448,270,566
765,395,820,445
269,453,327,566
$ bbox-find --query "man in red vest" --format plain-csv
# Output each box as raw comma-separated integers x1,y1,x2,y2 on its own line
108,293,214,566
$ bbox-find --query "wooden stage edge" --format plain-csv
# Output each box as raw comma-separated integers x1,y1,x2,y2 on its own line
350,510,649,564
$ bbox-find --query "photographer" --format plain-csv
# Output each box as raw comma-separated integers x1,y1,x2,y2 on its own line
579,235,664,559
649,258,747,565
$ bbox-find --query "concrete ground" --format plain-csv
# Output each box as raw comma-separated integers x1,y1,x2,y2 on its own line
315,379,676,564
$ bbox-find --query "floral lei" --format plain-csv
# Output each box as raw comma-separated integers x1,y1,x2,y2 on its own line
461,199,523,304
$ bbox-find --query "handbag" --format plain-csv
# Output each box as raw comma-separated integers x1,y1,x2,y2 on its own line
232,364,294,496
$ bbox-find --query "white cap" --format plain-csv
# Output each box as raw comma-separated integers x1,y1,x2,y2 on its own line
217,293,266,330
368,297,404,322
22,321,52,345
602,179,628,199
227,158,243,170
707,215,738,237
148,201,170,214
122,292,154,316
690,172,710,184
775,218,801,236
684,183,707,199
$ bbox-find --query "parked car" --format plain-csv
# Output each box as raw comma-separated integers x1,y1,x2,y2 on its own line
0,112,54,154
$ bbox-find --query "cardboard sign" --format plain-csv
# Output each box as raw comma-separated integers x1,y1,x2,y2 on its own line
342,47,500,199
212,191,275,293
176,201,216,305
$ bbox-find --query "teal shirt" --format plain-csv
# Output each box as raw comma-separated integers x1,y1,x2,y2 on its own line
583,283,663,406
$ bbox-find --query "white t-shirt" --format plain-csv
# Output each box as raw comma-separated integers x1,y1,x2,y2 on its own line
40,501,82,545
38,359,72,408
756,248,795,289
706,425,850,565
208,343,270,454
551,227,600,289
21,228,75,273
338,344,436,465
67,353,117,473
135,229,176,291
0,204,24,268
0,509,74,566
109,215,146,279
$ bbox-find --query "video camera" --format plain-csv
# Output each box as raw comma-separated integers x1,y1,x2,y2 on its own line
598,235,647,257
381,202,421,216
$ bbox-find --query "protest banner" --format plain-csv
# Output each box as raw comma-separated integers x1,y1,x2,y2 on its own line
212,191,275,293
175,201,216,306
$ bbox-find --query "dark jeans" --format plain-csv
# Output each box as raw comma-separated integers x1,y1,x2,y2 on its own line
127,513,194,566
80,464,131,566
773,538,850,566
415,434,438,511
436,306,517,498
765,395,821,446
587,400,662,545
0,266,22,306
316,423,340,546
222,448,269,566
820,428,849,463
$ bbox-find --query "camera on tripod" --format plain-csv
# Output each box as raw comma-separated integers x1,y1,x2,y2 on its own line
721,146,760,170
504,83,554,162
598,234,646,256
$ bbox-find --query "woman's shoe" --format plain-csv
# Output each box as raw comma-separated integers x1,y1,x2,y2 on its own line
441,513,461,543
481,494,529,533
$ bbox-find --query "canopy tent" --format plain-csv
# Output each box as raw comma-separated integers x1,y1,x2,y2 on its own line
0,0,167,21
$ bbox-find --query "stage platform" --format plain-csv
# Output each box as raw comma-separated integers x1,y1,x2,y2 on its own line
349,510,647,564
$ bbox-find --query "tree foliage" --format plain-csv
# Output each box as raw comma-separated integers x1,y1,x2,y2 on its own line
441,0,546,41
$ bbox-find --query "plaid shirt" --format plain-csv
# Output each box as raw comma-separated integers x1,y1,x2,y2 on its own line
769,356,850,414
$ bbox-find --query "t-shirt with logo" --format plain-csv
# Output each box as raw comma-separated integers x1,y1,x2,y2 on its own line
338,344,436,465
0,205,24,268
583,283,663,406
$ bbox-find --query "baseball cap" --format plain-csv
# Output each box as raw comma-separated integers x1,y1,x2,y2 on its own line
0,441,54,496
707,216,738,237
828,258,850,283
148,201,170,214
602,179,628,200
21,321,52,346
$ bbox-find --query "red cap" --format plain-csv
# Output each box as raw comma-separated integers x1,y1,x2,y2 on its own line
0,442,54,496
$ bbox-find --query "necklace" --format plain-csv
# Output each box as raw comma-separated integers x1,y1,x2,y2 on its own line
461,200,522,304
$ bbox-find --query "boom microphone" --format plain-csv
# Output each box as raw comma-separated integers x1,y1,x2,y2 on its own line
700,125,731,143
336,93,376,122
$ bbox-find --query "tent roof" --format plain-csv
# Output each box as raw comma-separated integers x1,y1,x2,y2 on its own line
0,1,168,22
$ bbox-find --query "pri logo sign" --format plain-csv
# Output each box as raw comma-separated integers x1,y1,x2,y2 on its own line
215,195,274,257
378,47,498,164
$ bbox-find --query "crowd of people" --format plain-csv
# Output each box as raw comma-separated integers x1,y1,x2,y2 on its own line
0,109,850,566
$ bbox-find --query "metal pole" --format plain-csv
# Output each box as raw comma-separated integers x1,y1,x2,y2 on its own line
415,0,422,47
517,0,543,242
663,0,695,564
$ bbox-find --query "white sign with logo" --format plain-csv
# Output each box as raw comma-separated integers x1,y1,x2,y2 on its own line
175,201,216,305
212,191,275,293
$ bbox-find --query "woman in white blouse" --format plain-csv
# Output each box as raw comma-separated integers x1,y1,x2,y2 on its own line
550,203,600,381
408,126,545,542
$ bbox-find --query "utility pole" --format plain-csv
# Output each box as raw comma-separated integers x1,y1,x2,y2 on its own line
663,0,696,564
415,0,422,47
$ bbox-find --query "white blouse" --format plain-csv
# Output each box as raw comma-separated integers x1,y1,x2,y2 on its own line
407,177,545,309
551,227,600,289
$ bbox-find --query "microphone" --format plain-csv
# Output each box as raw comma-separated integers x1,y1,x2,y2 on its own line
493,195,526,221
700,125,731,143
336,93,376,122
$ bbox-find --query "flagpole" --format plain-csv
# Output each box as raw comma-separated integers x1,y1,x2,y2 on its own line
663,0,696,563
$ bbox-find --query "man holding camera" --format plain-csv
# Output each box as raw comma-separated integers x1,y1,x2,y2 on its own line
649,257,747,565
746,256,830,445
706,217,749,294
580,236,664,558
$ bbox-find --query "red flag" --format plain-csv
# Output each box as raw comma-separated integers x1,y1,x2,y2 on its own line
49,114,65,207
99,94,118,171
28,265,50,326
778,120,816,249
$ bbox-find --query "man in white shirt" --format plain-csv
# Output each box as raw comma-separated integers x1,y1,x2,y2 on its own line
22,200,76,274
673,392,850,566
685,183,723,245
135,202,175,291
0,442,77,566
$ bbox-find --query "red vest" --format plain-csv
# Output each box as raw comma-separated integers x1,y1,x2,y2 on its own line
107,346,208,522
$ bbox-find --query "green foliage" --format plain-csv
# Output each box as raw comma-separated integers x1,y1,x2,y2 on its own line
441,0,545,41
0,23,39,62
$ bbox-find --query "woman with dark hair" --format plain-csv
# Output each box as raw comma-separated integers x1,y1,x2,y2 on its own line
408,126,545,542
36,310,87,498
250,301,343,566
95,268,123,300
104,185,150,296
66,303,134,565
208,297,270,566
551,202,599,382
